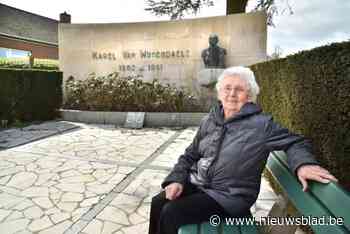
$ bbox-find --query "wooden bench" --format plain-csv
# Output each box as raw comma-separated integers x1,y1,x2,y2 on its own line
178,151,350,234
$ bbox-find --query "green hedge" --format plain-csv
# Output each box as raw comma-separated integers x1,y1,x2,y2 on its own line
0,68,62,123
251,40,350,191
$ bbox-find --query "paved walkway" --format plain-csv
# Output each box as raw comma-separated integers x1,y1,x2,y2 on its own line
0,121,279,234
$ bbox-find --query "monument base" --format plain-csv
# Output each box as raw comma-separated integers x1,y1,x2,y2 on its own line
197,69,224,87
196,69,224,109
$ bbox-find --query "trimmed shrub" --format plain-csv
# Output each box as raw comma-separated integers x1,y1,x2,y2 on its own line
0,68,62,123
63,72,205,112
252,40,350,190
251,40,350,234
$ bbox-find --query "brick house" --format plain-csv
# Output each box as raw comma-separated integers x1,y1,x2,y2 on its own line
0,3,70,59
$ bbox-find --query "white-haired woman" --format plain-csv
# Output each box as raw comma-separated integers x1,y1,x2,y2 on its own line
148,66,337,234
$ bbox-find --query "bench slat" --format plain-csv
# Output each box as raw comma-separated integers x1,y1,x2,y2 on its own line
309,182,350,230
222,224,240,233
200,222,220,234
179,222,258,234
275,151,350,230
178,224,198,234
267,151,349,234
240,223,259,234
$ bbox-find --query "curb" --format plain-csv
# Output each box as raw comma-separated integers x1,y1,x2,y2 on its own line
60,109,207,127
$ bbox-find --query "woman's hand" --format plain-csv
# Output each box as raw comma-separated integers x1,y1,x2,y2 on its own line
297,165,338,192
165,182,183,200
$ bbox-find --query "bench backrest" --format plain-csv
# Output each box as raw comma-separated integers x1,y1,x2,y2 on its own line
266,151,350,234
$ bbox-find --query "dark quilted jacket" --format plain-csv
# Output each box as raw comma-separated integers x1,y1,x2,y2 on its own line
161,102,319,216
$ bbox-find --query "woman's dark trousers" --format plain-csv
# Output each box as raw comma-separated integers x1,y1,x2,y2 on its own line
148,183,231,234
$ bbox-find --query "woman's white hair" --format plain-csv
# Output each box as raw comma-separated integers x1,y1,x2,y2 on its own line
215,66,260,103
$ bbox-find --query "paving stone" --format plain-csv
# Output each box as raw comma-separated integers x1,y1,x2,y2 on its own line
38,220,73,234
33,197,54,209
13,199,34,211
101,221,122,234
0,175,12,185
57,202,78,212
93,170,114,183
97,206,130,225
122,170,167,198
13,230,32,234
87,183,115,195
22,186,49,197
0,166,24,177
50,191,63,200
82,219,103,234
7,172,37,189
24,206,44,219
54,164,79,174
0,185,21,195
15,124,175,164
61,170,82,178
44,181,58,187
26,163,39,172
28,215,53,232
0,121,79,149
0,209,11,222
36,173,57,186
130,212,148,224
55,182,85,193
0,123,171,233
5,210,24,221
80,197,100,207
50,212,71,224
108,174,126,184
85,191,98,198
72,208,90,222
0,122,281,234
89,169,168,233
0,161,16,170
118,222,149,234
60,175,96,184
91,163,117,170
110,193,142,214
136,204,150,218
45,207,61,215
0,218,30,234
0,193,26,209
61,192,84,202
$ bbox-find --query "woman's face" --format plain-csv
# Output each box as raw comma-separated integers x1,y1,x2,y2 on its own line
218,75,250,114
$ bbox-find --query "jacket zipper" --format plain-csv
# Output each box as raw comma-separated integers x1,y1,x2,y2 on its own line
207,125,227,184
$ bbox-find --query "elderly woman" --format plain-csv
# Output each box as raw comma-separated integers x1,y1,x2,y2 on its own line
148,66,337,234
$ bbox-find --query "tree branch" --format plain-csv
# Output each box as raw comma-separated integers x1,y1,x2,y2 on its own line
145,0,214,20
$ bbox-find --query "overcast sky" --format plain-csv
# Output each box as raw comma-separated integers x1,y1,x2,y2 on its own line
1,0,349,56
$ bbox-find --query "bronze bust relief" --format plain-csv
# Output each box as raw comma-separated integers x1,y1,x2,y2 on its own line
201,34,226,68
